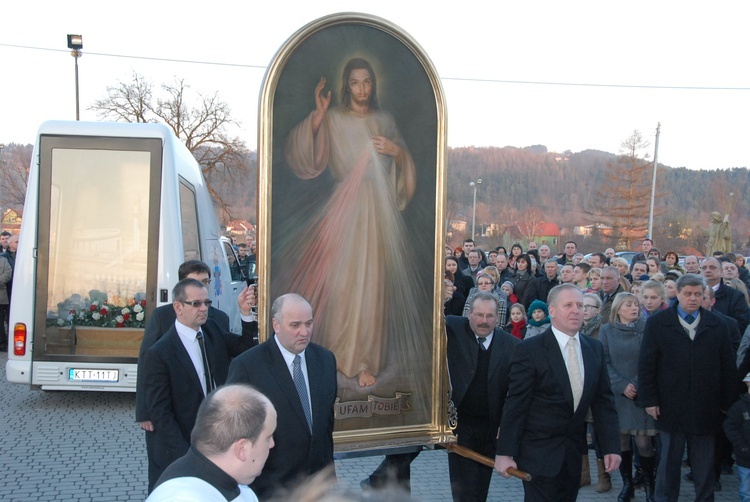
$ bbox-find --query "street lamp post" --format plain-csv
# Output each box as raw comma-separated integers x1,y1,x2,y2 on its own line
469,178,482,239
67,34,83,121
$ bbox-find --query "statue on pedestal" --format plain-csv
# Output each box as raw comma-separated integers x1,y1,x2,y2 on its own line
706,211,731,256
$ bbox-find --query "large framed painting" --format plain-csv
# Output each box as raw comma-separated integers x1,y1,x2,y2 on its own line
257,12,448,448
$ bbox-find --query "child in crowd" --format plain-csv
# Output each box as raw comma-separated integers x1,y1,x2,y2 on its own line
724,373,750,502
501,281,518,305
504,303,527,340
525,299,551,338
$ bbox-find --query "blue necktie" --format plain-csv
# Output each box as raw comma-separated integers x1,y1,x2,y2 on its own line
293,355,313,433
685,314,695,324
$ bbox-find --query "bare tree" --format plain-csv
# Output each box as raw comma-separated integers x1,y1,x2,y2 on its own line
516,207,547,243
91,72,250,221
0,143,33,210
594,130,664,249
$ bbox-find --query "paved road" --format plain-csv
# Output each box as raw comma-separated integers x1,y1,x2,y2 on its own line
0,352,741,501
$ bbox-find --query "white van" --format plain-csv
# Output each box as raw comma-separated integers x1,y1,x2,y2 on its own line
5,121,245,391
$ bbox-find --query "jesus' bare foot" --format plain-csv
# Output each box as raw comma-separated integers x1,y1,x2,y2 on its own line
358,370,376,387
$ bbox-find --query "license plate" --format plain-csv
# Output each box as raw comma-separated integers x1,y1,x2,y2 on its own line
69,368,120,382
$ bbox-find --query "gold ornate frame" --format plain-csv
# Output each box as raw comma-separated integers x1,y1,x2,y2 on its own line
257,12,450,449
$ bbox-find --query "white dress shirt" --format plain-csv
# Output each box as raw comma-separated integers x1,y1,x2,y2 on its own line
175,320,208,395
273,335,312,414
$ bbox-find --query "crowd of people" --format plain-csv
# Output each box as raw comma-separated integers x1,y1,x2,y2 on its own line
127,232,750,502
444,237,750,501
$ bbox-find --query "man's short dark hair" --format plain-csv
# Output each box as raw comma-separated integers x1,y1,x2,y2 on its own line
0,231,10,238
178,260,212,281
591,252,606,263
631,260,648,271
468,250,481,258
718,256,732,264
676,273,705,292
238,243,248,250
575,262,591,274
565,241,577,249
191,384,270,456
172,278,207,303
643,238,654,245
463,238,475,245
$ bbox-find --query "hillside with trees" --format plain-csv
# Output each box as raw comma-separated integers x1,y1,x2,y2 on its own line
2,137,747,256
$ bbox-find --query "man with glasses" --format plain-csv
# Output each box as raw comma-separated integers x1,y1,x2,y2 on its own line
137,260,259,489
141,277,259,492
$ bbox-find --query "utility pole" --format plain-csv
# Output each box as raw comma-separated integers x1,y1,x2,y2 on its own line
647,123,660,239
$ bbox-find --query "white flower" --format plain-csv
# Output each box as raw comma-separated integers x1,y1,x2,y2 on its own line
91,301,99,307
133,304,143,313
92,312,101,321
116,315,124,323
136,312,145,322
121,308,130,315
57,318,65,326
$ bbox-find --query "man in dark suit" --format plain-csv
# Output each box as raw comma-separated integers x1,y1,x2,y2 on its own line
702,256,750,333
495,284,621,501
447,291,520,501
526,259,561,308
142,278,258,492
599,266,624,323
226,293,337,500
136,260,258,490
639,273,736,501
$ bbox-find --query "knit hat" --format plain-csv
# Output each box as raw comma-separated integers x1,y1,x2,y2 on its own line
501,281,514,292
528,299,549,318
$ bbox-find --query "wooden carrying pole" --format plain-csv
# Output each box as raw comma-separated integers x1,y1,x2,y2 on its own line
444,443,532,482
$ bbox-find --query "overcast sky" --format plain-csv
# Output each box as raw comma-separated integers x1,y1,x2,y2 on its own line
2,1,749,170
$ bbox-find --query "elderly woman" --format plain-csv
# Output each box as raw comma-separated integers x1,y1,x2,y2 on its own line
600,292,657,502
462,272,507,327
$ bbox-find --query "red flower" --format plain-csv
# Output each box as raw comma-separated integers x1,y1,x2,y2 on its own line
116,322,124,328
100,308,108,315
89,304,97,312
140,300,147,307
123,313,131,321
69,309,76,315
